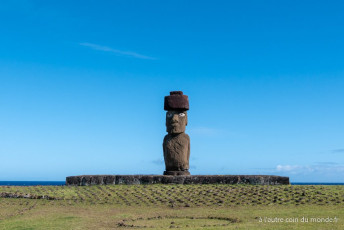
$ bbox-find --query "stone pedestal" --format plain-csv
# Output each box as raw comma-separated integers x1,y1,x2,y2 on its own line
163,171,191,176
66,175,290,186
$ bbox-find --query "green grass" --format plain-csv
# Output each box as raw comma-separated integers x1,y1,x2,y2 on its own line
0,184,343,229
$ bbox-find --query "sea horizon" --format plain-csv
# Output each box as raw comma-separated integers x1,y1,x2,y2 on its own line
1,181,344,186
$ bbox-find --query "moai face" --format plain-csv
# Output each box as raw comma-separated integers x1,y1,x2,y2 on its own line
166,110,188,134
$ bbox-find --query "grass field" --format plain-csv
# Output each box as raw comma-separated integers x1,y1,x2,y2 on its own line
0,184,343,229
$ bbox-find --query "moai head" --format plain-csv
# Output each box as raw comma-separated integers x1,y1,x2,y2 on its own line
164,91,189,134
166,110,188,134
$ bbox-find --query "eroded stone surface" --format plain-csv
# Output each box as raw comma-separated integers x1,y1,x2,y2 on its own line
163,132,190,172
164,91,189,111
163,171,191,176
66,175,290,186
165,110,188,134
163,91,190,175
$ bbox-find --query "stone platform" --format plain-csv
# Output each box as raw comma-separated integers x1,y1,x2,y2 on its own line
66,175,289,186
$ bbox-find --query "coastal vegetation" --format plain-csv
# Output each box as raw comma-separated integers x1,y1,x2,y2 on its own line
1,184,343,229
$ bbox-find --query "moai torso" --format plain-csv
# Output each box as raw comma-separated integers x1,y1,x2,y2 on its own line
163,133,190,171
163,91,191,175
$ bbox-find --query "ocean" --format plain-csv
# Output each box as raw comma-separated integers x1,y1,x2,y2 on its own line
0,181,66,186
0,181,343,186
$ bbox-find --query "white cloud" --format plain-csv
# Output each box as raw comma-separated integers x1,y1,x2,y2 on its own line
79,42,156,60
314,162,339,165
275,164,344,174
276,165,303,172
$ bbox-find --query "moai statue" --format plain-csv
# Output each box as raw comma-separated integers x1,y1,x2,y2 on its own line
163,91,190,175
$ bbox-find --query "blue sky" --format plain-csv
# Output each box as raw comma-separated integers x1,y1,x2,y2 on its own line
0,0,343,182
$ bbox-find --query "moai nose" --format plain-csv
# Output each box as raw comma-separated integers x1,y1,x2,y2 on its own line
172,114,179,122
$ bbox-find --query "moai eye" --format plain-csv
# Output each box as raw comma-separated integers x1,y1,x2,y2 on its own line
179,113,185,117
167,112,173,118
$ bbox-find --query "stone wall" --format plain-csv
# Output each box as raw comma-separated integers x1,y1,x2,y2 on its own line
66,175,289,186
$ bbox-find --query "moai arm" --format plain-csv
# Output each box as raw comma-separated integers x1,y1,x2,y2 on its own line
163,135,167,160
187,134,190,163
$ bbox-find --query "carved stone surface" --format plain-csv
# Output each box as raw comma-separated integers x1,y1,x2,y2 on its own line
66,175,290,186
164,91,189,111
163,132,190,172
163,170,191,176
163,91,190,175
